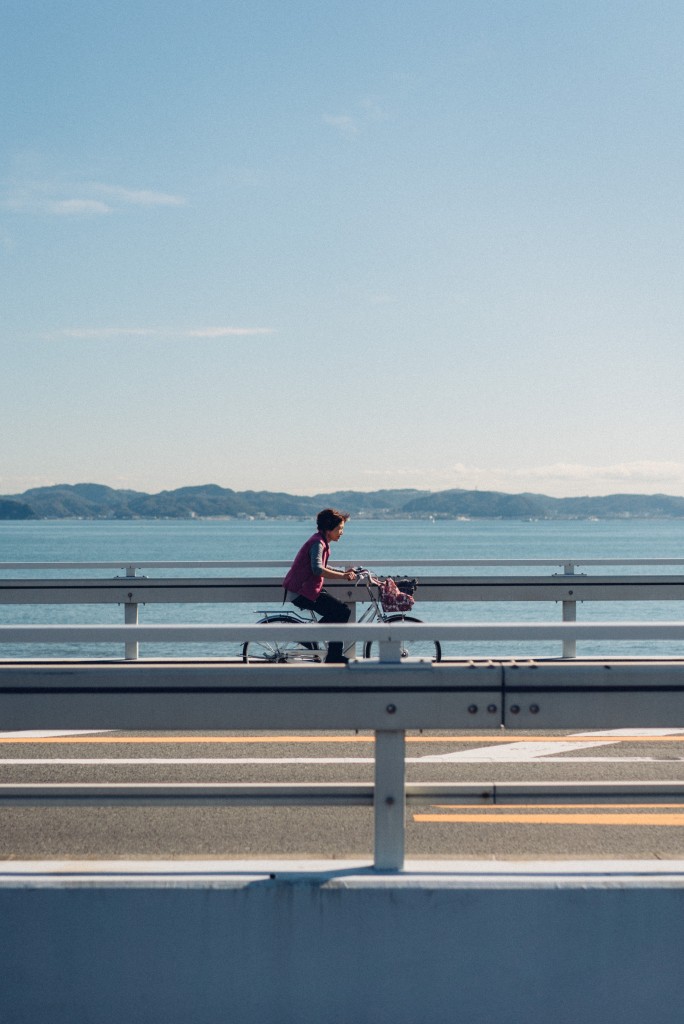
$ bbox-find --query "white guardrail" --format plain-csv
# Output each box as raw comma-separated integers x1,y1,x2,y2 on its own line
4,556,684,658
3,621,684,648
4,558,684,569
3,559,684,869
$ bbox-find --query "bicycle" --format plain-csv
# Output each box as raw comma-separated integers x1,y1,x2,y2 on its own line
242,567,441,663
241,607,325,663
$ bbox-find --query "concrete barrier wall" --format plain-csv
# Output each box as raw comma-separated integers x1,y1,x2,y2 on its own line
3,861,684,1024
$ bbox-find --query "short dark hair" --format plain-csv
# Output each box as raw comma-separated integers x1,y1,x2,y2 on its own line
316,508,350,533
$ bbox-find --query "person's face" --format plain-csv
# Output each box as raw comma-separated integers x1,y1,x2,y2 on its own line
327,521,345,542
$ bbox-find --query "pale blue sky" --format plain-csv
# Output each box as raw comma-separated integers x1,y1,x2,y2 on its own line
2,0,684,497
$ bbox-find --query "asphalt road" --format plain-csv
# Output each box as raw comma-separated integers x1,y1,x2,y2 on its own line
3,727,684,861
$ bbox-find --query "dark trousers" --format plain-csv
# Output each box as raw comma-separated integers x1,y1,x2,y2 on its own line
292,589,351,661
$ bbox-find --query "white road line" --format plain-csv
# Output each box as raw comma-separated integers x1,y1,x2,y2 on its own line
572,729,684,737
417,740,617,762
0,730,112,739
3,729,684,767
407,756,676,764
416,728,684,763
0,757,376,765
0,756,680,766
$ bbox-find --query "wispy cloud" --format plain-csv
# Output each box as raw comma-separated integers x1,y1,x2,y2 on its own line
323,114,360,138
51,199,113,215
323,96,387,138
90,184,185,207
2,180,186,215
44,326,275,340
186,327,274,338
361,462,684,496
519,462,684,488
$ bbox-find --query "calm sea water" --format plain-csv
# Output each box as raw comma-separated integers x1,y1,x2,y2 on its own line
1,517,683,659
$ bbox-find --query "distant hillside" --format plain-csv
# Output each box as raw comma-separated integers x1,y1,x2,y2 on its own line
0,499,36,520
402,489,551,518
2,482,684,520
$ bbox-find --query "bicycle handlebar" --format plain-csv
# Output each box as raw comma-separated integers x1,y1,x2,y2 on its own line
350,566,382,586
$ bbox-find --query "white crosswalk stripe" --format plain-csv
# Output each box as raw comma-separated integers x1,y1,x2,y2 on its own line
416,728,684,763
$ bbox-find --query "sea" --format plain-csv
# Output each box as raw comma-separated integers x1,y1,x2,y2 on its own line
1,517,684,660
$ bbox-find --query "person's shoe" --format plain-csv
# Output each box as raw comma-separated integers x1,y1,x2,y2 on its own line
324,654,349,664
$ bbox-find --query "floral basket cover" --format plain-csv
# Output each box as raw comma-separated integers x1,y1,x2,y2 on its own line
379,577,416,613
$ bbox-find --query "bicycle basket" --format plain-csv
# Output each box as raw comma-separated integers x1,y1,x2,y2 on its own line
395,577,418,596
379,577,415,613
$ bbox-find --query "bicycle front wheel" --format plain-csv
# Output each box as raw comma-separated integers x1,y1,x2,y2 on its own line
242,615,324,664
363,615,441,662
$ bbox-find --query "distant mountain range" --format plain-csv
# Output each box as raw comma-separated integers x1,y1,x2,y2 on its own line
2,482,684,520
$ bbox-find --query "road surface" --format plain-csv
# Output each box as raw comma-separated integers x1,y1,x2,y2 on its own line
3,727,684,861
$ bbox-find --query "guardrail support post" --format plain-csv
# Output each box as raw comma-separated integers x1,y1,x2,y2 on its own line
344,600,356,660
562,562,577,659
373,729,406,871
124,601,139,661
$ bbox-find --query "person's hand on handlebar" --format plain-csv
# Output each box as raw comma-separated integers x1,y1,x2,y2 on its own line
350,567,381,586
322,566,357,582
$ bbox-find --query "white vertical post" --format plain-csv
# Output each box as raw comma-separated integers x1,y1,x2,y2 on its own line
374,729,406,871
562,562,577,659
124,601,139,660
124,566,139,660
344,600,356,660
378,639,403,662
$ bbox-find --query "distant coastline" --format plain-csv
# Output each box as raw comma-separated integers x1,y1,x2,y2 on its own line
2,482,684,521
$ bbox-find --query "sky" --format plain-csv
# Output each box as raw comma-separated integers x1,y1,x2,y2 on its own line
2,0,684,499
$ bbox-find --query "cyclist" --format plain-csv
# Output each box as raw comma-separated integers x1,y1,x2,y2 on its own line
283,509,357,663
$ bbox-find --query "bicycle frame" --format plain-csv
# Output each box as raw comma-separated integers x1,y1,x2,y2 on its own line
259,575,407,626
256,608,316,624
355,575,386,624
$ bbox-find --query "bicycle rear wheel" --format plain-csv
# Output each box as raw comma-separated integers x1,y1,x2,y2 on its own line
363,615,441,662
242,615,324,664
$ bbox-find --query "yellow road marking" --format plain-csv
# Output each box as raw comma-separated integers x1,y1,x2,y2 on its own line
0,735,378,745
415,811,684,825
407,735,684,743
430,803,684,809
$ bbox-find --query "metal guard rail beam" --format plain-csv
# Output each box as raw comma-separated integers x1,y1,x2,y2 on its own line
3,577,684,643
3,781,684,806
5,557,684,571
2,621,684,644
3,574,684,600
